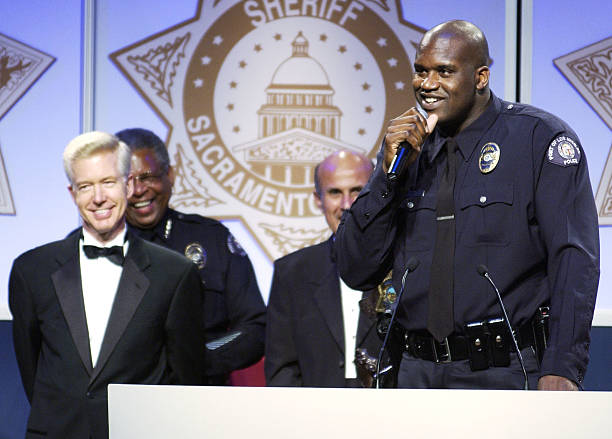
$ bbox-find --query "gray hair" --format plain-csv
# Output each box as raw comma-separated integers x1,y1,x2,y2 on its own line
115,128,170,172
63,131,131,186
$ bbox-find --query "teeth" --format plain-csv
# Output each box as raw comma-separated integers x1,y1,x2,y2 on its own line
134,200,152,208
424,97,439,103
95,209,109,215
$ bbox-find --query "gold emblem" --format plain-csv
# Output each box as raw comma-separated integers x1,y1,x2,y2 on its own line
554,36,612,225
479,142,500,174
0,33,55,214
184,243,206,269
110,1,425,259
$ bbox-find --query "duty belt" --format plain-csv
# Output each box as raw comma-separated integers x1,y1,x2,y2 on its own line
395,307,549,371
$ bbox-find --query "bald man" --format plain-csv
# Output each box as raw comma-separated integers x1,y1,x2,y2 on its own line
336,20,599,390
265,150,383,387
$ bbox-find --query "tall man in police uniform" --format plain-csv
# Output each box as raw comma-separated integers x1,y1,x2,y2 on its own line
9,132,203,438
116,128,266,385
335,20,599,390
265,150,383,387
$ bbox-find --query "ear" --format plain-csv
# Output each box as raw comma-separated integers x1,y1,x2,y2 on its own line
126,174,134,199
475,65,490,91
313,190,323,213
167,165,176,186
68,185,76,203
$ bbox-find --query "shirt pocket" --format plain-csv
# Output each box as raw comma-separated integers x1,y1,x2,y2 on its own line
458,183,514,247
398,191,437,251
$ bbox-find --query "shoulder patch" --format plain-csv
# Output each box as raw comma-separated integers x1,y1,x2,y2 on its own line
227,233,247,257
547,136,581,167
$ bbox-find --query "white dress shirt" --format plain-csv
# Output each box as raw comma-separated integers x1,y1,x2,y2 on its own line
79,228,129,367
340,278,362,379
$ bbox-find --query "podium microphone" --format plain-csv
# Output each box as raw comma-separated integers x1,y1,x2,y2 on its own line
375,257,419,388
477,264,529,390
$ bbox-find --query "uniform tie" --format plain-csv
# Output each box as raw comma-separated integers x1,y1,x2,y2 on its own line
427,139,457,342
83,245,124,266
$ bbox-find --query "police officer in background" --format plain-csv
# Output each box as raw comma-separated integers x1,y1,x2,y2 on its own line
335,20,599,390
116,128,266,385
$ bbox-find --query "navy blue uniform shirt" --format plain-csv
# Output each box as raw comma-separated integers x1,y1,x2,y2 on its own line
130,208,266,383
336,94,599,385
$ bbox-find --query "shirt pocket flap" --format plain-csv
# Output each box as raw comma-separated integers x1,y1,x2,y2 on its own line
402,191,437,211
459,183,513,209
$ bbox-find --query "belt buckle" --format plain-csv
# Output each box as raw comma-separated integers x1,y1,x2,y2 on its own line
432,337,452,363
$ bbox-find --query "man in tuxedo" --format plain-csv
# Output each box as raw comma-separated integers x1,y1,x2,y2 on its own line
9,131,204,438
265,150,380,387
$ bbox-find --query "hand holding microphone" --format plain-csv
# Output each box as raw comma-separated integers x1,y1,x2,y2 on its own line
385,108,438,181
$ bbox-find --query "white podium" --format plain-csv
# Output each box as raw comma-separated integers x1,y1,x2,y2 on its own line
108,385,612,438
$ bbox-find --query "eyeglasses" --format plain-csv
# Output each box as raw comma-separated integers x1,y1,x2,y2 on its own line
133,172,165,186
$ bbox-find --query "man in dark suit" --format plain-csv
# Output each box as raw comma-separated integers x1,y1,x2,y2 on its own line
9,131,204,439
265,150,379,387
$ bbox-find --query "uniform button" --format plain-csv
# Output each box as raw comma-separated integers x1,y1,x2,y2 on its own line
364,212,370,219
507,104,513,110
479,196,487,203
339,360,345,368
407,201,414,209
86,392,92,398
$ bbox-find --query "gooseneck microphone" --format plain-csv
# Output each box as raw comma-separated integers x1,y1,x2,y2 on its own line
477,264,529,390
375,257,420,388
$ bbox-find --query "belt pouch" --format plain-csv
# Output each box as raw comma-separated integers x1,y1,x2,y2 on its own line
487,318,511,367
466,322,489,371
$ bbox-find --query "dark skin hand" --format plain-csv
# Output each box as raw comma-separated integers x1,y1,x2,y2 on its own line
538,375,578,391
383,108,438,173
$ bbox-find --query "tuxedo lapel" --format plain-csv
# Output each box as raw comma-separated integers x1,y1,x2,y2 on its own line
52,232,93,374
91,237,150,382
311,240,344,353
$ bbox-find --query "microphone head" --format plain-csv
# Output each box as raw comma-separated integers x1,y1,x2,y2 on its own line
476,264,489,276
406,257,420,272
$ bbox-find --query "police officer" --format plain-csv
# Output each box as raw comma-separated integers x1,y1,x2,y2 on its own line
335,20,599,390
116,128,266,385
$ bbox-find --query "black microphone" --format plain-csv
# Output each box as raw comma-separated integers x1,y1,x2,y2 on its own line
375,257,420,388
387,142,413,181
387,104,430,182
477,264,529,390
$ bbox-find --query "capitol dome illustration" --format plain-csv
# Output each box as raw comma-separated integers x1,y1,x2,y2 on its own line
234,32,361,187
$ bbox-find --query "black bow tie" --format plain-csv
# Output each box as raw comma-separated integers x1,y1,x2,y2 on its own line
83,245,124,266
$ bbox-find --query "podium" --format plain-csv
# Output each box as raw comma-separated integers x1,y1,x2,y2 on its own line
108,385,612,438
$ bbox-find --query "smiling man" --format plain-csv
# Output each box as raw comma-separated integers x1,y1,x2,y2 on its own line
116,128,266,385
9,131,204,438
265,150,383,387
335,20,599,390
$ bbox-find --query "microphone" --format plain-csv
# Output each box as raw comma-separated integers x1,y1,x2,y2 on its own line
386,107,437,182
375,256,420,388
477,264,529,390
387,142,415,181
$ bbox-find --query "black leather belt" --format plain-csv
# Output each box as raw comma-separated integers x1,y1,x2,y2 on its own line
395,312,545,367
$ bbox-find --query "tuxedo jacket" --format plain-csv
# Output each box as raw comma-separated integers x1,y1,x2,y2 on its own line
265,238,381,387
9,230,204,439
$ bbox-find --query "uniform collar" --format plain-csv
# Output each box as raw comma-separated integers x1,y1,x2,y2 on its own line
426,93,501,164
129,207,174,241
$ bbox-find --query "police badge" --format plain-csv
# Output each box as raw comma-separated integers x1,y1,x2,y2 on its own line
184,242,206,269
479,142,500,174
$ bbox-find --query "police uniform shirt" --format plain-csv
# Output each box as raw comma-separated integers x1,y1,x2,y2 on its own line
336,93,599,386
129,208,266,379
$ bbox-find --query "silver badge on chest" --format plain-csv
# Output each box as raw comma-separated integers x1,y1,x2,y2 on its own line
184,242,206,269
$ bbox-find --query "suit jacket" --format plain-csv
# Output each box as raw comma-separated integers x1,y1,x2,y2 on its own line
9,230,204,439
265,238,381,387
